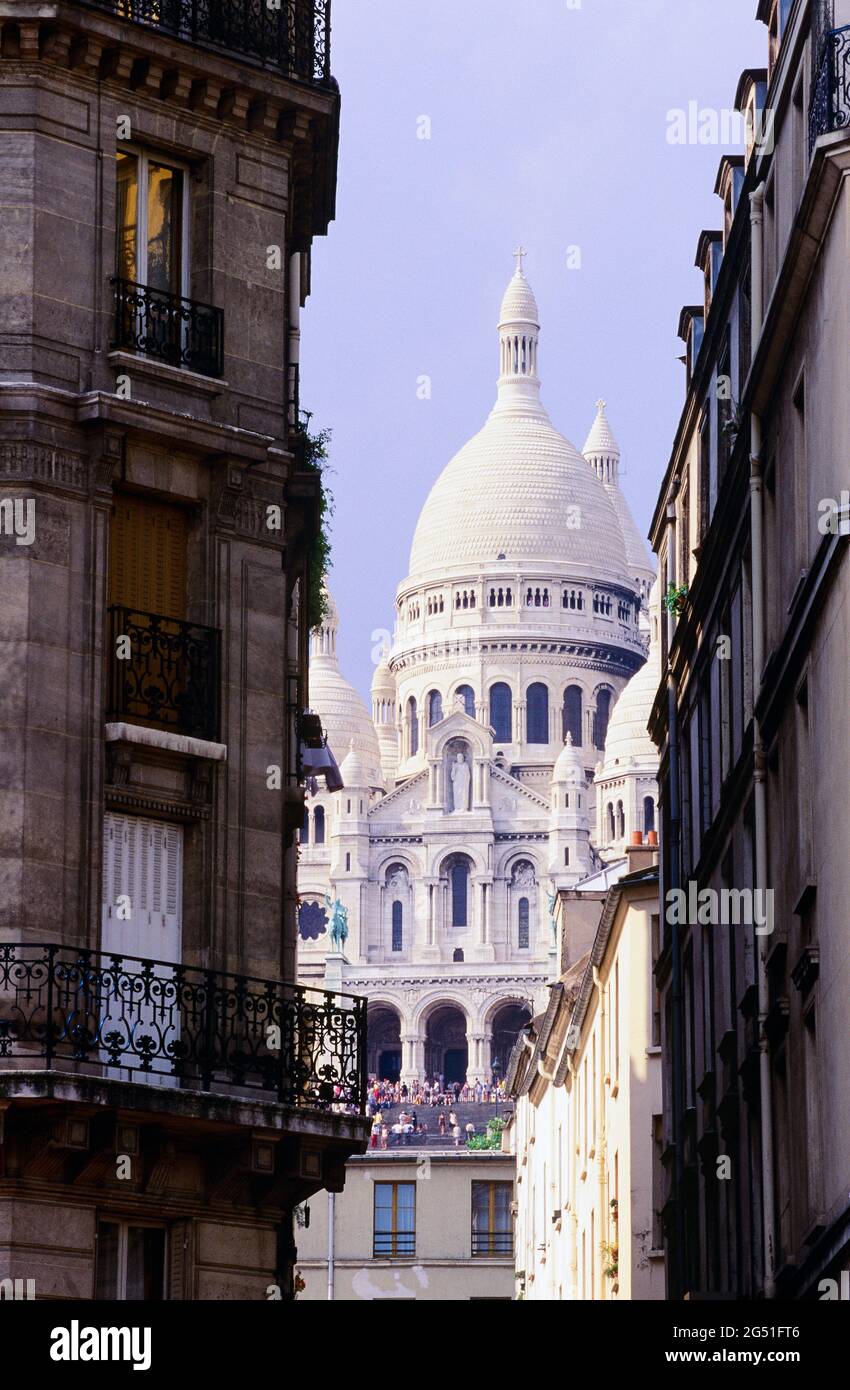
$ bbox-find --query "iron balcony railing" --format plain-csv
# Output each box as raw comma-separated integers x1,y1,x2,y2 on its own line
0,943,367,1111
107,605,221,742
373,1231,415,1258
111,277,224,378
809,25,850,149
80,0,331,84
471,1231,514,1257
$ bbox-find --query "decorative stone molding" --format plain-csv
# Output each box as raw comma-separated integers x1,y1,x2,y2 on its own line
0,442,87,492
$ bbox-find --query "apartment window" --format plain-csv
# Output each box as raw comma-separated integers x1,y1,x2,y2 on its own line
717,338,732,485
614,960,620,1081
652,1115,665,1250
803,1008,823,1221
738,265,752,397
95,1220,166,1300
792,373,807,568
471,1181,513,1256
698,410,712,540
650,914,662,1047
116,149,187,297
374,1182,415,1257
678,477,690,587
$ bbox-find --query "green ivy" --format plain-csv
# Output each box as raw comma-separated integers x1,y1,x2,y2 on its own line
298,422,334,632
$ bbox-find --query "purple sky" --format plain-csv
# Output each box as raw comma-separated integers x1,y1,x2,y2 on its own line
301,0,766,702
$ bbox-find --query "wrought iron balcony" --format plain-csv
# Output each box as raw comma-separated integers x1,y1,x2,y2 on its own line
111,277,224,378
80,0,331,84
107,605,221,742
0,943,367,1111
471,1231,514,1257
809,24,850,149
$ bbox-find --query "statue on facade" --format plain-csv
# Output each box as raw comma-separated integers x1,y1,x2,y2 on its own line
547,888,557,950
449,752,470,812
324,894,349,950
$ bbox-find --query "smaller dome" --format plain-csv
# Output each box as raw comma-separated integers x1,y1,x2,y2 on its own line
371,655,395,696
340,740,368,788
583,399,620,459
499,268,539,326
553,732,586,782
309,585,383,788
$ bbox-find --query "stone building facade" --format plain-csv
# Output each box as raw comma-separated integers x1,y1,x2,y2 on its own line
298,259,657,1088
296,1144,516,1302
649,0,850,1300
507,843,665,1302
0,0,367,1301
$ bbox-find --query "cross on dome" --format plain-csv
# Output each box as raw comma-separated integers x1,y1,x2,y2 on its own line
513,245,527,274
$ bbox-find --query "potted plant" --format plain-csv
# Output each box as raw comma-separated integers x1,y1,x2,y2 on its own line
662,582,689,616
601,1240,619,1279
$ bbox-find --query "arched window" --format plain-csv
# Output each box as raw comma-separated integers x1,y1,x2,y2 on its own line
607,802,615,841
644,796,655,834
518,897,530,949
505,588,513,607
455,684,475,718
408,696,419,755
428,690,443,726
300,807,310,844
314,805,325,845
489,683,512,742
392,900,403,952
616,801,625,838
563,686,583,746
593,689,613,749
451,860,469,927
526,683,549,744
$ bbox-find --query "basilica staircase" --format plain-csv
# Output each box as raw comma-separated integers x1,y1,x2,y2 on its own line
366,1101,514,1148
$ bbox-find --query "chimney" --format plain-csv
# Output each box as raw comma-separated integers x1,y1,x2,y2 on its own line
626,833,658,872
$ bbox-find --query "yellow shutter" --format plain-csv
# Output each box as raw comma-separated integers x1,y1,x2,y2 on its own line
109,495,187,619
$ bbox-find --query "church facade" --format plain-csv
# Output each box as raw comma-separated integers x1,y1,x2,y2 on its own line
297,257,657,1086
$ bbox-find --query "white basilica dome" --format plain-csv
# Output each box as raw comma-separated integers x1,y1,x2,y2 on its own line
407,262,631,585
309,588,383,789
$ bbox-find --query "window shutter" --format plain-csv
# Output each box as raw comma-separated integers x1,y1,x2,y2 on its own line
168,1219,193,1300
102,812,182,966
108,495,187,618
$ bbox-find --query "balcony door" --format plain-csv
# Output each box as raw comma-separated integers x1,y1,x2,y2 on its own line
108,494,194,736
101,812,183,1085
116,148,187,299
